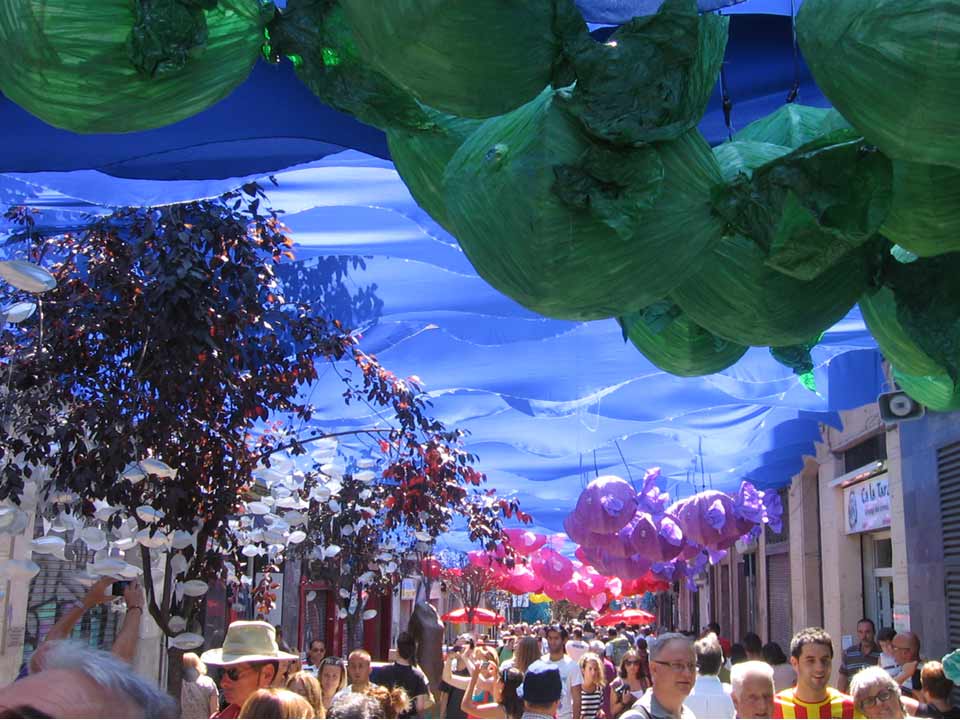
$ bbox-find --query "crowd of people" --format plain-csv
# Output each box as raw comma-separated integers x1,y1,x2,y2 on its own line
2,577,960,720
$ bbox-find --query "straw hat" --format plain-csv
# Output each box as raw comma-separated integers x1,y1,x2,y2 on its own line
200,621,299,666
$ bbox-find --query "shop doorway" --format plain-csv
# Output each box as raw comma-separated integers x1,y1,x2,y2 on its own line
862,531,894,630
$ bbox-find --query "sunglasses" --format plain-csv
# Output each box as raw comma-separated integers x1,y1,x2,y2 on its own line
653,660,697,673
224,666,250,682
321,657,346,667
624,660,641,666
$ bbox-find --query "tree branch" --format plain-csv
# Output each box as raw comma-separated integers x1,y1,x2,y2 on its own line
253,428,392,463
141,545,173,636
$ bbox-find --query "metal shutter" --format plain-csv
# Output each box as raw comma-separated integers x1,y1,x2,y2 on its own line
939,441,960,649
767,553,792,650
24,522,119,667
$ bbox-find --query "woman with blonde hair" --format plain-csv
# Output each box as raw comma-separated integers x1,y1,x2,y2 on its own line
180,651,219,719
287,671,326,718
578,652,606,719
239,688,316,718
317,656,348,713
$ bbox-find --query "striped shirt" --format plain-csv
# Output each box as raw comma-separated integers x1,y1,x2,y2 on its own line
580,688,603,719
839,642,883,679
773,686,862,719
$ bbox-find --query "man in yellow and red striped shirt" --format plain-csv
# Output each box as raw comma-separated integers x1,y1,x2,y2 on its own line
774,627,863,719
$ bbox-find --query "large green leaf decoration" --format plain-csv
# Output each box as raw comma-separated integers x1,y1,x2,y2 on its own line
0,0,267,133
713,131,892,281
443,87,724,321
798,0,960,169
860,286,942,379
387,107,483,233
880,252,960,385
265,0,430,131
893,370,960,413
880,160,960,257
340,0,587,119
712,141,791,183
733,104,850,149
559,0,728,146
671,234,877,347
619,302,747,377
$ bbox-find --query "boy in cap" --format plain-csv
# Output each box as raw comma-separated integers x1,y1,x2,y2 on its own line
520,660,563,719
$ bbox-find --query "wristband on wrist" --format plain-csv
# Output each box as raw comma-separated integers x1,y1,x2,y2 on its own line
127,606,143,612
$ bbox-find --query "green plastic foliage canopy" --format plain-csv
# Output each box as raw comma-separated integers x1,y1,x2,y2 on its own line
733,104,850,149
712,131,892,282
619,302,747,377
443,87,723,321
880,160,960,257
798,0,960,170
266,0,430,131
559,0,728,146
0,0,267,133
341,0,585,119
386,107,483,233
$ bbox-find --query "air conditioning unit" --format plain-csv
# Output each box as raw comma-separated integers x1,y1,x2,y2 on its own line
878,390,925,424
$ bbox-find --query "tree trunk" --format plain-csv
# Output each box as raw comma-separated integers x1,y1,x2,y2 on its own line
167,646,184,716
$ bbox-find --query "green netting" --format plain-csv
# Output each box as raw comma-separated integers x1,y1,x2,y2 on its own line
860,286,942,379
893,370,960,413
340,0,586,119
559,0,728,146
0,0,266,133
733,104,850,149
798,0,960,169
386,107,483,233
265,0,430,131
712,141,791,183
671,234,877,347
442,87,724,321
712,131,892,282
619,302,747,377
880,160,960,257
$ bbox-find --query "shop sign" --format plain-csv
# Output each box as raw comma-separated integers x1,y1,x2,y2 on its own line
844,473,891,534
400,578,417,600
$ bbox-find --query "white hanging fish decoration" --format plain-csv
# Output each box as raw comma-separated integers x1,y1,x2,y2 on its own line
414,531,432,543
354,470,376,483
79,526,107,551
112,536,138,552
359,490,372,501
362,609,378,621
31,535,67,559
121,458,177,483
0,559,40,580
322,545,341,559
338,608,348,619
245,501,270,516
0,260,57,293
275,495,307,510
288,530,306,545
170,553,188,578
180,580,209,597
328,499,341,513
310,486,331,503
168,616,188,634
0,509,28,535
384,561,398,574
356,458,376,469
242,544,264,558
358,571,376,585
136,529,169,549
341,524,355,536
136,506,165,524
339,588,351,599
170,530,196,550
283,511,307,526
306,591,317,602
93,500,119,522
169,633,205,650
1,301,36,324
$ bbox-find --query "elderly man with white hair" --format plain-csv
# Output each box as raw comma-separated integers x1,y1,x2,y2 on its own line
621,633,696,719
729,661,775,719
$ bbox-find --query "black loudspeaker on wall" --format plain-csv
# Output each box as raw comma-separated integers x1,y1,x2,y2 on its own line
878,390,925,424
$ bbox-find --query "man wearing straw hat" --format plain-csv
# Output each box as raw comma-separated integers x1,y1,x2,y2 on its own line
201,620,299,718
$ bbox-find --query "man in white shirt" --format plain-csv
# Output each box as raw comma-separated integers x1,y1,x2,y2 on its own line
566,628,590,662
540,625,583,719
685,633,735,719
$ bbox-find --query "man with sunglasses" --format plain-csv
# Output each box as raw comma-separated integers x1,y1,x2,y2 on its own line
201,620,299,719
621,633,697,719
